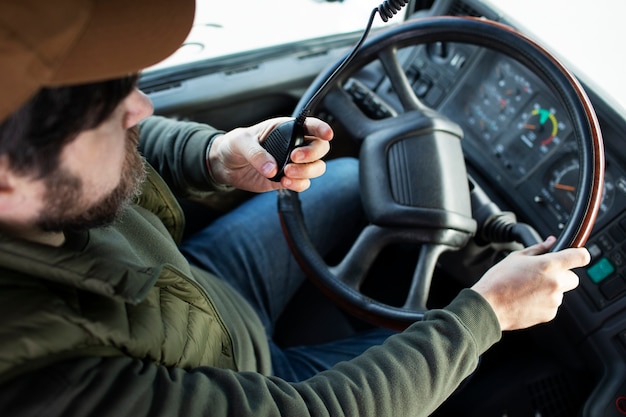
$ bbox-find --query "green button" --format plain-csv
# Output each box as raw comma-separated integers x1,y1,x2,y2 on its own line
587,258,616,284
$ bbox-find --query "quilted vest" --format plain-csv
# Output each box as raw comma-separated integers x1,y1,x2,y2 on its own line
0,165,238,383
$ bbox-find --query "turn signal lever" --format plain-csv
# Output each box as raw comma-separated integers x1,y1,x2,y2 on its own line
469,175,542,247
261,0,410,181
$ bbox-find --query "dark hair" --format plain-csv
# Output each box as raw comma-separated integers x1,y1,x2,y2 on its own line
0,74,138,178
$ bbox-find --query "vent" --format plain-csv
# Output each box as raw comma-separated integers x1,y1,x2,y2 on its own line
297,50,329,61
224,65,260,76
448,0,482,17
527,373,584,417
141,81,182,95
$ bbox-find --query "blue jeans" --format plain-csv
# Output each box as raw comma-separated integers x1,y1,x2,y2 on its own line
180,157,394,381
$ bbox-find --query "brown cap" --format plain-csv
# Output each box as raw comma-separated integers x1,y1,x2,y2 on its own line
0,0,195,122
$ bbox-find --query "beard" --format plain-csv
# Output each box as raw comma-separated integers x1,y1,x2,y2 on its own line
36,126,147,232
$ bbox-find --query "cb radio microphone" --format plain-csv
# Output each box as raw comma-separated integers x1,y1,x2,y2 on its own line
261,0,410,181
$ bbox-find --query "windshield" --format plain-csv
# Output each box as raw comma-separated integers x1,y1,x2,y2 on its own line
148,0,625,113
148,0,399,72
486,0,626,112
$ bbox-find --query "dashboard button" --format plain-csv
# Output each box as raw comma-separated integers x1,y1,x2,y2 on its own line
598,234,615,252
587,243,603,261
587,257,616,284
610,226,626,244
600,276,626,300
413,77,432,97
425,85,444,107
612,252,626,268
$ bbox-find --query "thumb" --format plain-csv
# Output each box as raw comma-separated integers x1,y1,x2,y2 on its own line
234,134,278,179
520,235,557,256
254,150,278,179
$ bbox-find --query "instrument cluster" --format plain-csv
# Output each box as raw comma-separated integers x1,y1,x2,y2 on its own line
460,59,571,181
442,54,623,234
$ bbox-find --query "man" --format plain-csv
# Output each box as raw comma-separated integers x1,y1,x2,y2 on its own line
0,0,590,416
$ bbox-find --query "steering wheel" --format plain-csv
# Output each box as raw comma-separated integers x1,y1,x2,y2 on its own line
278,16,604,330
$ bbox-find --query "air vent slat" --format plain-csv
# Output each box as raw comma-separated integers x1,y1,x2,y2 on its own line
448,0,481,17
142,82,182,94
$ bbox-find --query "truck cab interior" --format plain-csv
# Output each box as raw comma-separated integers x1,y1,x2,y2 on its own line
139,1,626,415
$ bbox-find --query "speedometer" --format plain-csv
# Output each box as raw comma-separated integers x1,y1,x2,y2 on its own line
543,154,614,228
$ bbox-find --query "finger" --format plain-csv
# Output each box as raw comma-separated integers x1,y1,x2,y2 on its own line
283,160,327,180
520,235,557,256
547,247,591,270
291,139,331,163
281,176,311,192
557,269,580,292
303,117,334,141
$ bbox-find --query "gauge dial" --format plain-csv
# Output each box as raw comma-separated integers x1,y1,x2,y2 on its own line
493,97,571,180
545,155,613,226
464,59,533,142
549,158,580,215
494,60,533,105
518,105,564,151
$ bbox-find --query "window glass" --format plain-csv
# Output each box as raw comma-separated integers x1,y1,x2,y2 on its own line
149,0,403,71
488,0,626,111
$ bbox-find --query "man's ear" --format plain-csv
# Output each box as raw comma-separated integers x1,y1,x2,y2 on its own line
0,156,26,211
0,155,15,189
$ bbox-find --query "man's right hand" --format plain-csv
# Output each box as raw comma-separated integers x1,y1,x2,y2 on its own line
471,236,590,331
206,117,333,193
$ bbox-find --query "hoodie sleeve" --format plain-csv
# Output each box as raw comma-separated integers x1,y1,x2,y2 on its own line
0,289,501,417
138,115,226,198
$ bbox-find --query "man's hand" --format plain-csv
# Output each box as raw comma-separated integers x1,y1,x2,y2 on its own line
471,236,591,331
207,117,333,192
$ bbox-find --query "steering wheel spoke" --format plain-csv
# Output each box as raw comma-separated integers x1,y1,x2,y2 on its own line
323,46,427,141
330,225,392,289
403,244,448,311
323,87,380,139
377,46,426,112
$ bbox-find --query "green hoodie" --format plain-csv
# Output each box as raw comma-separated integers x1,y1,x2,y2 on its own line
0,116,501,417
